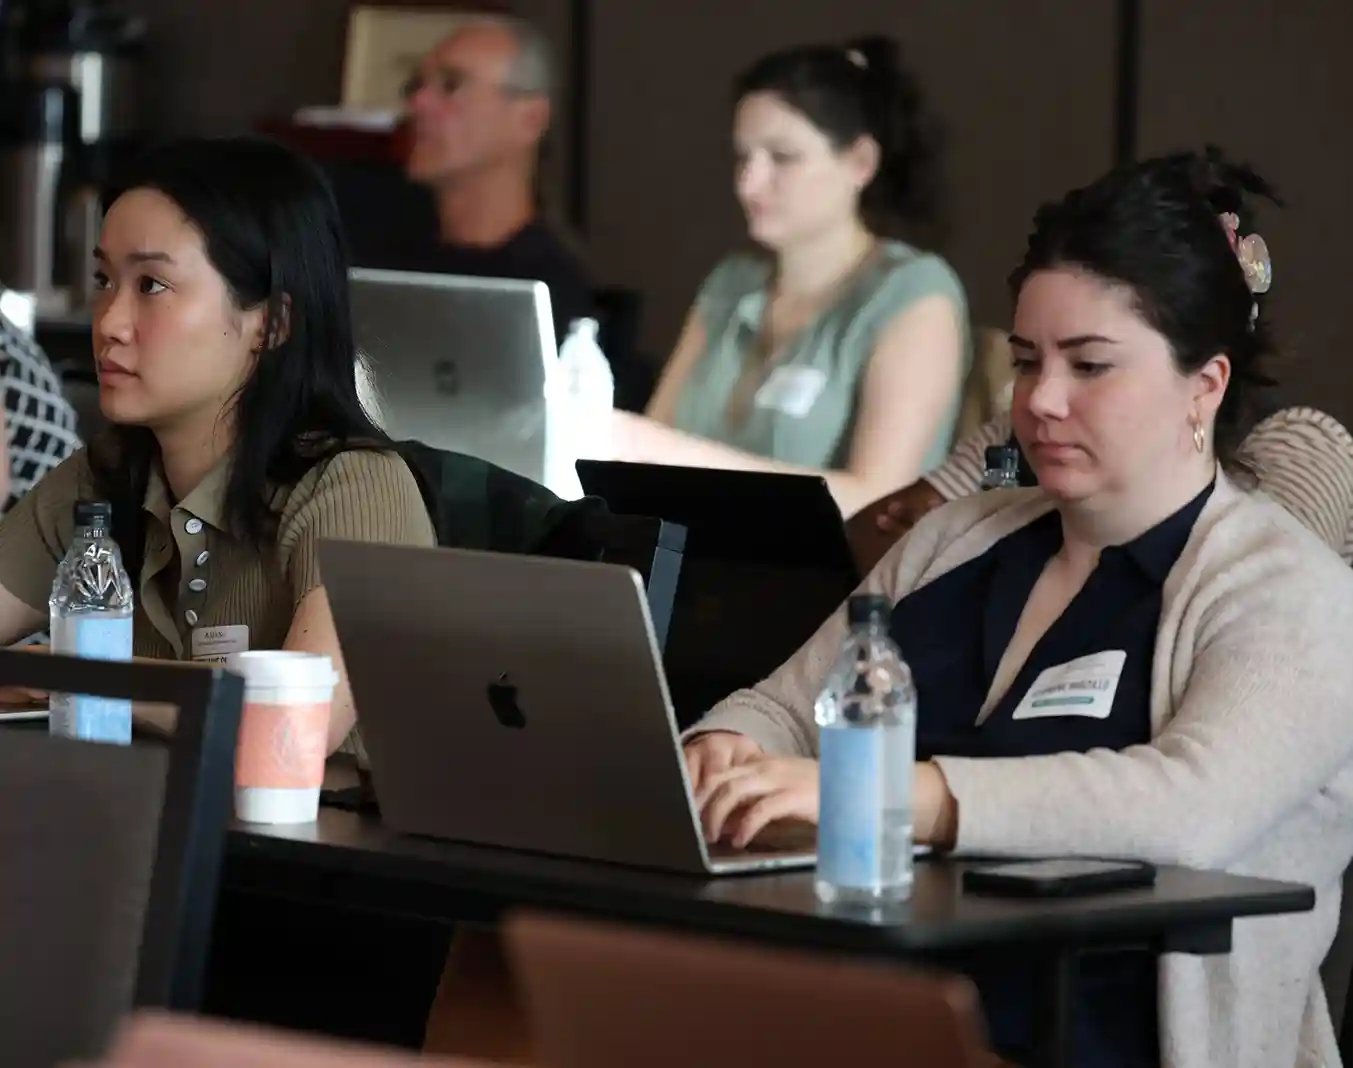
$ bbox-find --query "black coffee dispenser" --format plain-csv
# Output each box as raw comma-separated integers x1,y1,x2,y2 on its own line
0,0,145,312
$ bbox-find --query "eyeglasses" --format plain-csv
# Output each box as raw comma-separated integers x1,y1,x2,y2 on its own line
401,68,469,100
401,66,537,101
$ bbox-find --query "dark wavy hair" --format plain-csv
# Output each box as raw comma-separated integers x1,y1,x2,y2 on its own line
1009,146,1281,463
733,35,942,234
90,136,387,563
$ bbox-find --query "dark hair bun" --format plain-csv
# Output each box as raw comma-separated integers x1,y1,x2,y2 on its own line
1010,146,1282,463
844,35,941,228
734,36,942,232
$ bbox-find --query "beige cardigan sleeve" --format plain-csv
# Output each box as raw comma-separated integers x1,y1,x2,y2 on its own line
934,527,1353,869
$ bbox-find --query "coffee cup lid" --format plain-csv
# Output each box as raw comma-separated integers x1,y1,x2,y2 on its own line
226,650,339,690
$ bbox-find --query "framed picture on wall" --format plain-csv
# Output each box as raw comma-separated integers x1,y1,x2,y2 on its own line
342,4,500,108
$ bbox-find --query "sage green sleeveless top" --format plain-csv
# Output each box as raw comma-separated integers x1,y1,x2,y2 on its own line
672,240,969,472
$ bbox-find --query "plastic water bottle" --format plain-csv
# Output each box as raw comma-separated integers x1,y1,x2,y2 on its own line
980,443,1021,490
546,317,614,500
49,500,134,744
815,593,917,904
560,316,614,457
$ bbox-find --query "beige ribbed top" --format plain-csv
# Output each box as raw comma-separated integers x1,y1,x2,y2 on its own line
0,446,435,658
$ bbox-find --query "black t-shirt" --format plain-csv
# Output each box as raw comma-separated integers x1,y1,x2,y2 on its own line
358,219,594,346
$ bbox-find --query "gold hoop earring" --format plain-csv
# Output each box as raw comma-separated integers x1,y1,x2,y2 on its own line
1192,420,1206,454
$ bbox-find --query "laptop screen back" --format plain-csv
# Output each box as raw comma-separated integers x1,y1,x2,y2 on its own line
350,268,556,486
576,462,858,727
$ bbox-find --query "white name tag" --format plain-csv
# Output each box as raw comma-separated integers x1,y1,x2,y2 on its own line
1011,650,1126,721
753,366,827,418
191,624,250,665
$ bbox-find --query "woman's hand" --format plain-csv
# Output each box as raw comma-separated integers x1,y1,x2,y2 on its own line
844,479,944,573
915,761,959,849
696,756,820,849
682,731,765,797
0,684,47,708
0,642,49,707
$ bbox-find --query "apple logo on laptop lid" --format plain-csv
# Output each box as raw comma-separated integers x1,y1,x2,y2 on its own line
487,672,527,729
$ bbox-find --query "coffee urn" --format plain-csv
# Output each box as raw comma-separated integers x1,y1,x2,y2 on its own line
0,0,145,313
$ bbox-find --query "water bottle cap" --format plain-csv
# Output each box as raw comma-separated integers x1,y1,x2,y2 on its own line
847,593,890,626
984,446,1017,471
569,317,600,338
73,499,112,526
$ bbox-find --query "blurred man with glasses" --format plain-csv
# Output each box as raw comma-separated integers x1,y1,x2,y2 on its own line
386,15,593,342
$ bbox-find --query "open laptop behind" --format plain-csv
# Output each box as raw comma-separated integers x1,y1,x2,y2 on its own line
348,268,556,488
320,540,815,876
575,461,859,728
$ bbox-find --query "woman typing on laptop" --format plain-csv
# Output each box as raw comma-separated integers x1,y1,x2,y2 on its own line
684,150,1353,1068
615,37,969,517
0,137,436,752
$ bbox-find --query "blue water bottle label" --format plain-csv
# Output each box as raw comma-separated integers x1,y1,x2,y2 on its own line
818,727,884,889
70,615,133,661
50,615,133,745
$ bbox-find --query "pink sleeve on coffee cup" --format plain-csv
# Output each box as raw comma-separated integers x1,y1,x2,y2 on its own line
235,701,331,790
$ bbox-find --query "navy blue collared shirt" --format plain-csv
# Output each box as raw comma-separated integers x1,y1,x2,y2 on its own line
889,482,1214,1068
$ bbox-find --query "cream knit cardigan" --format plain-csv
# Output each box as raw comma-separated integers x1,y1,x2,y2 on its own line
694,472,1353,1068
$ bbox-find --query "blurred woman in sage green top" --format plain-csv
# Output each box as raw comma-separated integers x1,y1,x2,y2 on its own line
632,36,970,516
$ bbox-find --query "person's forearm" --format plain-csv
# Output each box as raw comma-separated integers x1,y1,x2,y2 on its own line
133,701,178,736
915,761,959,849
661,433,884,515
615,414,893,515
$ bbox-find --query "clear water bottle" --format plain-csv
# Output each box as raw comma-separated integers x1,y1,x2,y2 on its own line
49,500,134,744
559,317,614,462
980,443,1021,490
815,593,917,904
546,316,614,501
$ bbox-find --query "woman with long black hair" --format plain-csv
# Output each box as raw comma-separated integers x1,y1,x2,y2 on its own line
0,137,436,752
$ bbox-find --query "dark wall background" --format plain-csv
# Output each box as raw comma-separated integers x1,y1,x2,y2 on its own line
119,0,1353,424
1138,0,1353,421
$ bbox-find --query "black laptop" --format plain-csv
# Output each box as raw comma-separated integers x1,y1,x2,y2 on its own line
576,461,859,728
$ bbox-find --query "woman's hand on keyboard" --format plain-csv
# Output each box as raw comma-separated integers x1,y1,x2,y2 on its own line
696,756,819,850
683,731,764,798
0,684,46,707
0,642,49,706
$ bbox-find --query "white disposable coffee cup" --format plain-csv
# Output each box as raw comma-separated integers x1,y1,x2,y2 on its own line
227,650,338,824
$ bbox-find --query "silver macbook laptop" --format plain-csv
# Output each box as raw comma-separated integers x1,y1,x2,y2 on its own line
320,540,816,876
348,268,557,488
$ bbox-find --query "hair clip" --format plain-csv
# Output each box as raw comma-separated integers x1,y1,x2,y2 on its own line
845,48,867,70
1237,233,1272,295
1218,212,1271,327
1218,212,1272,295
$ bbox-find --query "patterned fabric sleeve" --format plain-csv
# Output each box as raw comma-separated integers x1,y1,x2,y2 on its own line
923,406,1353,563
923,412,1011,501
0,313,82,515
1236,406,1353,563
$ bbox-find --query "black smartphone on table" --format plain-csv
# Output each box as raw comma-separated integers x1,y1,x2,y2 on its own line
962,858,1157,898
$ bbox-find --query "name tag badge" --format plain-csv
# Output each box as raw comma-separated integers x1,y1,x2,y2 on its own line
753,366,828,419
190,624,250,665
1011,650,1127,721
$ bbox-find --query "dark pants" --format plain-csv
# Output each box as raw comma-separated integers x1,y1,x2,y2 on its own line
202,890,451,1048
